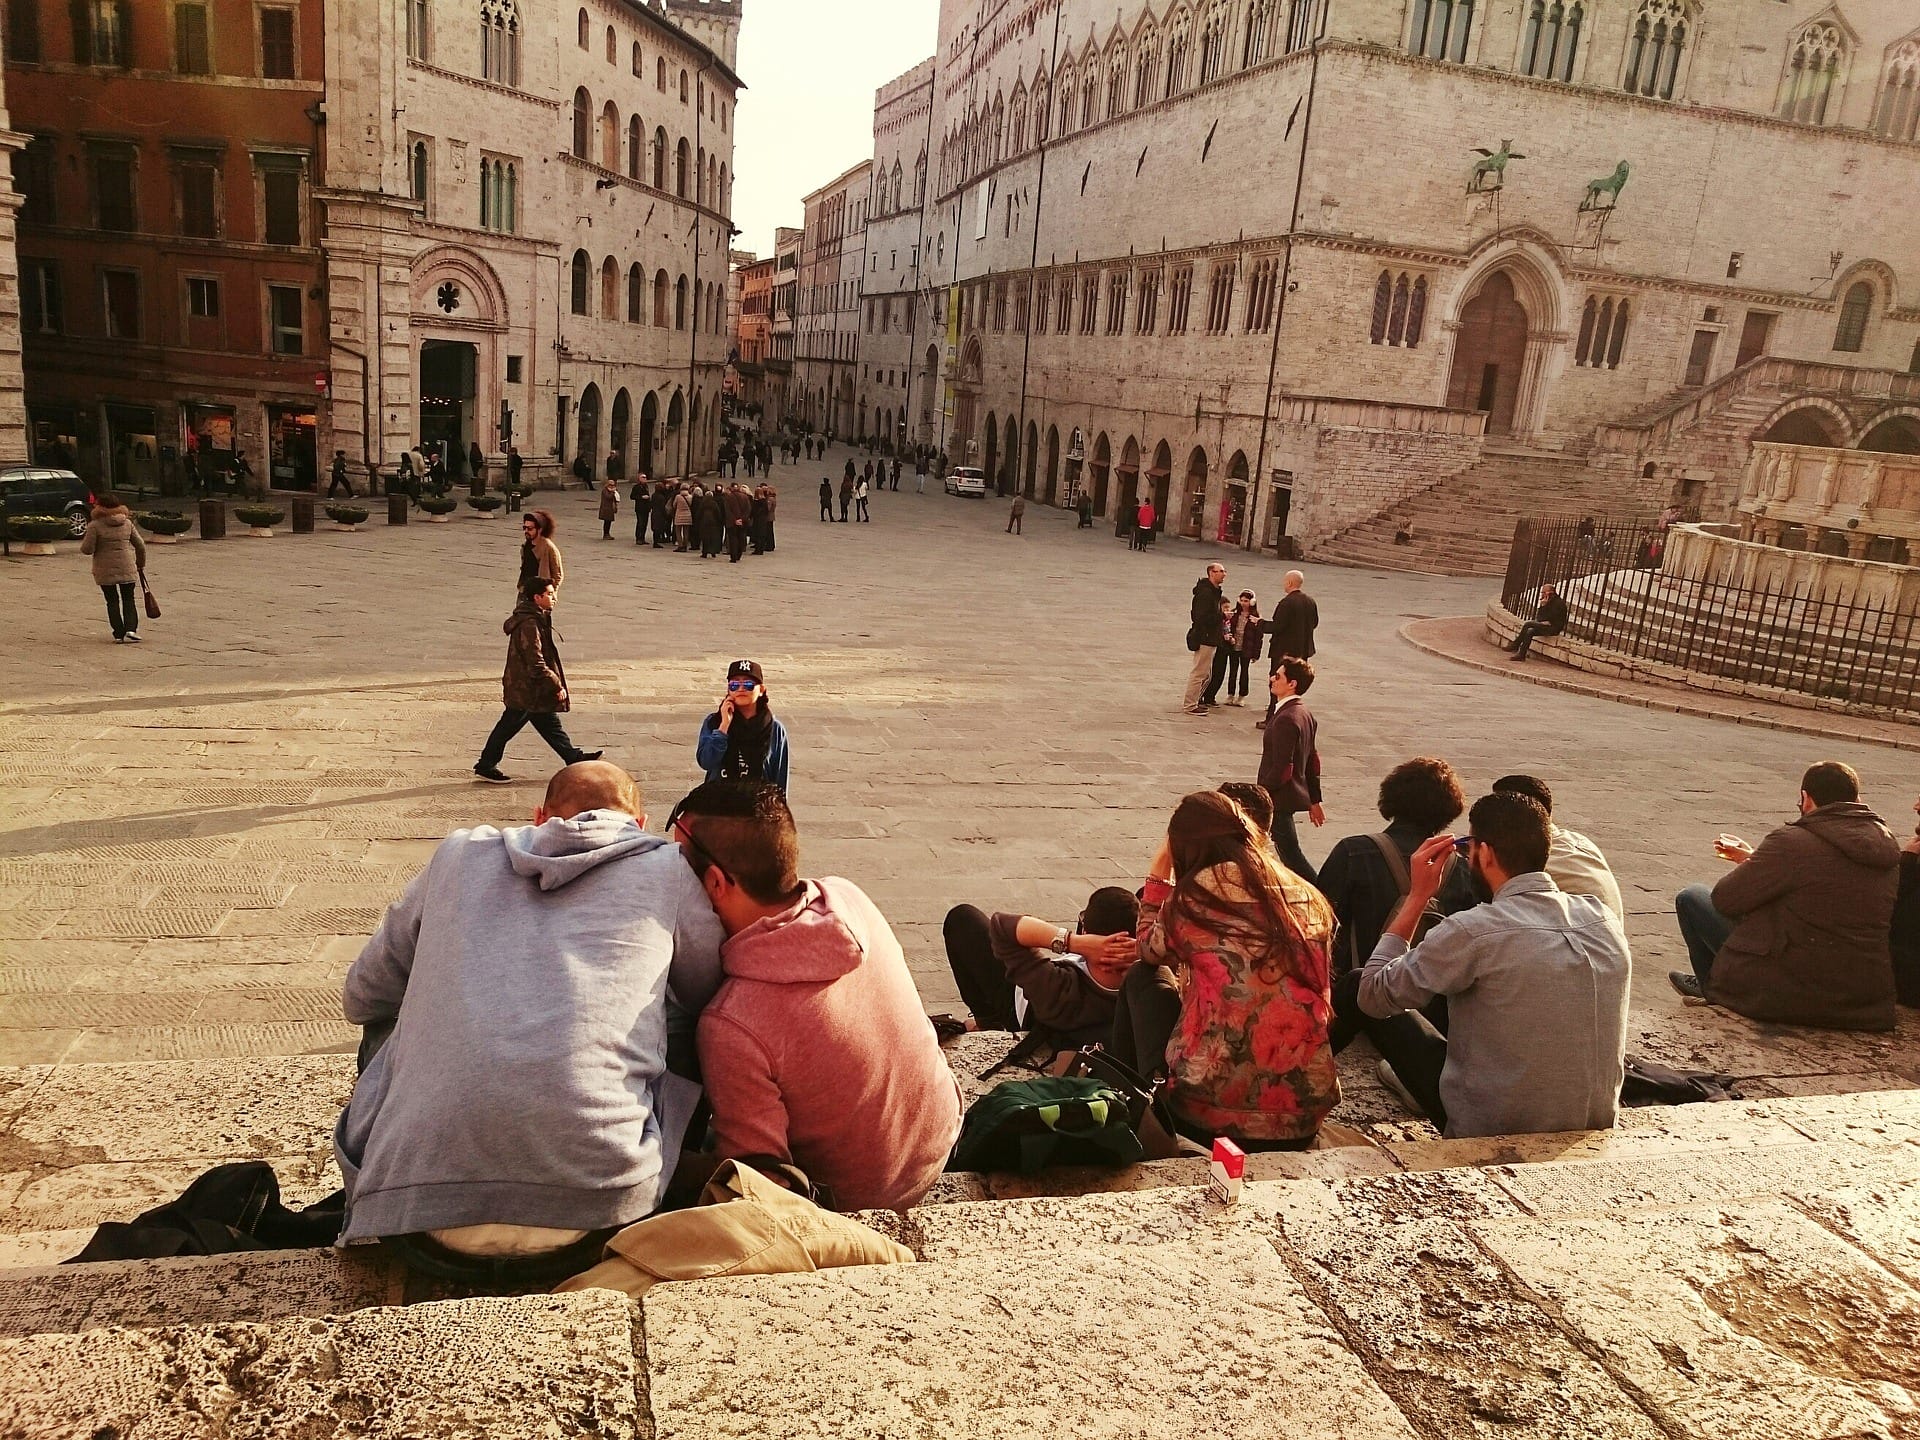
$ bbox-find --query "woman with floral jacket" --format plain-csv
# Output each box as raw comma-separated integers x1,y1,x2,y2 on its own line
1111,789,1339,1148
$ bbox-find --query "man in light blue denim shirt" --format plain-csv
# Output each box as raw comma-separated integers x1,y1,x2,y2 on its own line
1357,791,1630,1138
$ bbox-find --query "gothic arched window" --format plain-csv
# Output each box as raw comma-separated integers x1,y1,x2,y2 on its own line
571,88,590,158
1834,281,1872,352
1622,0,1687,99
1520,1,1582,81
1409,0,1474,62
1778,21,1847,125
1873,38,1920,140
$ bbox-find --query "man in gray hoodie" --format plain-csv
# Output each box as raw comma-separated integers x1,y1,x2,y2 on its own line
334,761,725,1284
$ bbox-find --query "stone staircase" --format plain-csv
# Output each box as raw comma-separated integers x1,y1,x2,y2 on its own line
5,1049,1920,1436
1313,448,1657,578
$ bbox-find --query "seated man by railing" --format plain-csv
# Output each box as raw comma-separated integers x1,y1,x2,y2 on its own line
1506,583,1568,661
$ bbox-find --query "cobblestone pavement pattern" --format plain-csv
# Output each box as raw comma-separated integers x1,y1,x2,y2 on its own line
0,444,1913,1097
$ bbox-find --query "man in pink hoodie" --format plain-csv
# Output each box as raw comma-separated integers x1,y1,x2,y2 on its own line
674,781,962,1212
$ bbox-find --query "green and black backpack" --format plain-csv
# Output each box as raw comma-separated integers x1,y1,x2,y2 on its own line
948,1076,1145,1175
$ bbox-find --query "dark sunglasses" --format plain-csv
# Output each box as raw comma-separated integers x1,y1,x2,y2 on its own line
726,678,758,692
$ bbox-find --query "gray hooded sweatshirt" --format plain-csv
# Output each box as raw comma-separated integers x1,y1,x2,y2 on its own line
333,810,725,1242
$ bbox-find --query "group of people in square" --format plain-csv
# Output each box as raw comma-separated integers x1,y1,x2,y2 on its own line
336,538,1916,1292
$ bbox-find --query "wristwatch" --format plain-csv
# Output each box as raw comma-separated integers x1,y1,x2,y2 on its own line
1048,926,1072,956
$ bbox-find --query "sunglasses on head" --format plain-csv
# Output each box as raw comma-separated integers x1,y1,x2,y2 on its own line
726,678,758,692
666,805,732,883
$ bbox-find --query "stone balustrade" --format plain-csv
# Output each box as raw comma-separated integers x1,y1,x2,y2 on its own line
1736,441,1920,562
1663,523,1920,610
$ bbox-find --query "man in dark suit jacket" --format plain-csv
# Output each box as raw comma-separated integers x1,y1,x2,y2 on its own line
1260,570,1319,729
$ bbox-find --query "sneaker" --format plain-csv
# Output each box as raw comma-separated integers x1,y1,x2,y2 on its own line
123,632,141,643
1667,970,1705,1000
1376,1060,1423,1118
571,749,604,763
473,764,513,784
1185,705,1209,715
112,634,125,643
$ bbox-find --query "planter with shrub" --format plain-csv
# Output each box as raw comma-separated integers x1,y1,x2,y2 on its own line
467,494,505,518
420,496,459,523
136,512,195,544
234,505,286,537
6,514,68,554
326,504,372,531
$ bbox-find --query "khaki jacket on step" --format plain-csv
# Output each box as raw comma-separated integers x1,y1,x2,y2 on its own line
553,1160,913,1299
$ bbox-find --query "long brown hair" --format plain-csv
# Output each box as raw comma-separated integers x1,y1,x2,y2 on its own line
1164,791,1333,968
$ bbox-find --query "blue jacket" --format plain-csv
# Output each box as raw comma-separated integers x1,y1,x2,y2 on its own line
696,712,791,792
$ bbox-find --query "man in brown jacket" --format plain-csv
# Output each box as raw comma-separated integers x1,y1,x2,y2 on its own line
1672,761,1900,1030
474,577,601,783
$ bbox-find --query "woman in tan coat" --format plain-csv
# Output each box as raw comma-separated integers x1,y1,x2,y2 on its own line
79,493,148,643
598,478,620,539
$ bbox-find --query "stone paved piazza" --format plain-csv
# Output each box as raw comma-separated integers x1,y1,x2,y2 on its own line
3,449,1919,1436
0,449,1912,1091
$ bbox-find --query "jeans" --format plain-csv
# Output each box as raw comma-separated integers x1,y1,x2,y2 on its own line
856,498,869,522
820,499,833,521
1227,653,1250,697
601,518,613,538
381,1229,614,1291
839,498,850,522
1329,971,1449,1129
1511,622,1559,659
943,905,1019,1032
1108,962,1182,1080
477,708,582,770
101,582,137,638
1675,883,1733,985
634,509,649,545
1270,810,1319,885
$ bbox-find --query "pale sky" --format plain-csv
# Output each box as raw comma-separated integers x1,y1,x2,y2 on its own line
730,0,940,257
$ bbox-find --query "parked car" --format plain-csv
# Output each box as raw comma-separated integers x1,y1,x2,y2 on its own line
944,466,988,498
0,468,93,538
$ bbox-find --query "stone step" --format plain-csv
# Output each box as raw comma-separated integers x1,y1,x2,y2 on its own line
9,1091,1918,1440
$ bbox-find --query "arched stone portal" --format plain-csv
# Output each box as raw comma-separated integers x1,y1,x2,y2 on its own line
1446,272,1530,436
575,384,602,480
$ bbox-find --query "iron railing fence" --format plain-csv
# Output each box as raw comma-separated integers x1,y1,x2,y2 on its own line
1501,517,1920,717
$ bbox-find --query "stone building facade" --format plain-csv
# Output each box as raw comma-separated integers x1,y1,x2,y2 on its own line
794,161,868,437
322,0,741,487
6,0,330,490
890,0,1920,552
861,59,936,450
731,250,774,417
0,50,26,465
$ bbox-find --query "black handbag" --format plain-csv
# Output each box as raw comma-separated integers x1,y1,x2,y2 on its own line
1066,1047,1184,1162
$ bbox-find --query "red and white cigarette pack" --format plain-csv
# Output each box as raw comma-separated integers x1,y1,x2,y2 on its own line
1208,1137,1245,1204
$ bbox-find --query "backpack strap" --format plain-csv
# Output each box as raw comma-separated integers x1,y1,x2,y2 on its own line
1366,832,1412,896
